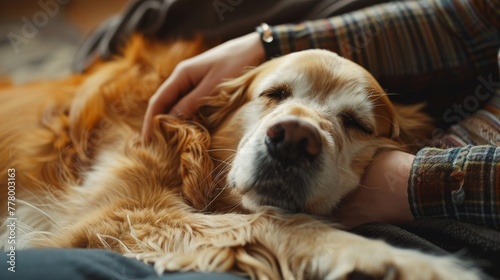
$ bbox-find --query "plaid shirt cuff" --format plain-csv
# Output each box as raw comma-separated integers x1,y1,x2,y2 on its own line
409,145,500,230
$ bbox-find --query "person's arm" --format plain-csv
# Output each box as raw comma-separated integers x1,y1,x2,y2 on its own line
265,0,500,81
340,145,500,231
338,150,415,228
408,145,500,230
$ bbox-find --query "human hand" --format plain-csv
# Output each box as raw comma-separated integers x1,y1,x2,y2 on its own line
142,32,265,141
338,150,415,229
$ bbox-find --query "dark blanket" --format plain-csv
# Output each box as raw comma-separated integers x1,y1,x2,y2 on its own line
353,220,500,277
73,0,500,279
1,248,246,280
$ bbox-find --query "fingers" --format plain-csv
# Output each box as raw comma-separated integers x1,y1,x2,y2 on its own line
141,63,195,142
168,77,217,119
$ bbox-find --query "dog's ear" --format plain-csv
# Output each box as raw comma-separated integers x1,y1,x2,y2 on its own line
370,87,433,149
369,89,399,138
153,115,213,209
198,68,257,130
392,103,434,149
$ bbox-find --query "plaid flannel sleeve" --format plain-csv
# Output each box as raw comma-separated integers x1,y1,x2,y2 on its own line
409,146,500,230
267,0,499,81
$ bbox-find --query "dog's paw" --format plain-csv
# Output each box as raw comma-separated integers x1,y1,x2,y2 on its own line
315,239,480,280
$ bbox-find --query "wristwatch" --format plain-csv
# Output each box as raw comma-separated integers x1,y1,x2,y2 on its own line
256,23,281,60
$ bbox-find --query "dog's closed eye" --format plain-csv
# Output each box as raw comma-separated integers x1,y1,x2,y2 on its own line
339,112,374,135
259,86,292,101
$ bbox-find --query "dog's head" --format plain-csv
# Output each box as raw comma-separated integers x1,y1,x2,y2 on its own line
200,50,431,215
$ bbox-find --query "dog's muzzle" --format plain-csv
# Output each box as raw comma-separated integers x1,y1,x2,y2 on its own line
265,119,322,166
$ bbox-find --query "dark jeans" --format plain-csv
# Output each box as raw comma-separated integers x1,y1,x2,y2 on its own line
1,249,246,280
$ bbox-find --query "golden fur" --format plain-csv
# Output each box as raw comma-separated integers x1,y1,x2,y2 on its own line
0,36,479,279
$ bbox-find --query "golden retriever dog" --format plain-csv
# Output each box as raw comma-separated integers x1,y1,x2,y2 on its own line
0,36,479,279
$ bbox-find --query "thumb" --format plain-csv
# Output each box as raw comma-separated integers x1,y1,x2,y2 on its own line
168,76,220,119
141,65,197,142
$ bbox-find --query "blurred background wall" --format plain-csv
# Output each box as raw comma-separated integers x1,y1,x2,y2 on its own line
0,0,127,84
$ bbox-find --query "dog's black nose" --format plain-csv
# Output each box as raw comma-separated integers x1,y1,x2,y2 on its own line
265,119,322,164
